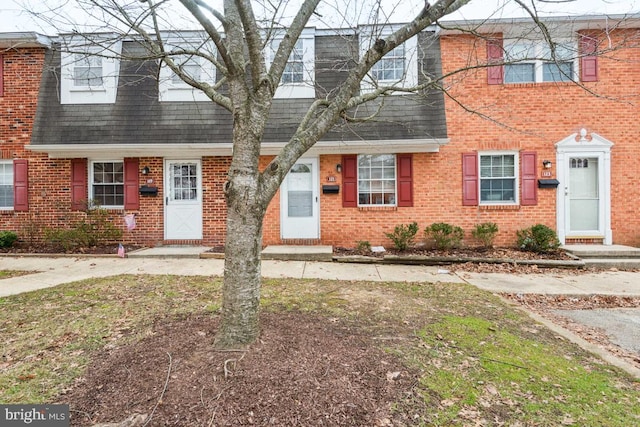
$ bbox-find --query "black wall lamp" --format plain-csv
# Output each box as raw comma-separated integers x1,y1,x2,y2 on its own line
141,166,151,175
336,164,342,173
542,160,552,169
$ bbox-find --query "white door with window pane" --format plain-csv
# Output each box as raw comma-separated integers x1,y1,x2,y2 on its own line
164,160,203,240
280,158,319,239
567,157,600,233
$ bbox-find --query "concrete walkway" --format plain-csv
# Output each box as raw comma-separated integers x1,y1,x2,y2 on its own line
1,253,640,297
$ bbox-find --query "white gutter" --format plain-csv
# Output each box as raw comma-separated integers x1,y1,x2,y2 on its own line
27,138,449,159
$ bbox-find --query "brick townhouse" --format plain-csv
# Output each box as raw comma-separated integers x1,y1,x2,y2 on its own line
1,14,639,249
0,33,51,242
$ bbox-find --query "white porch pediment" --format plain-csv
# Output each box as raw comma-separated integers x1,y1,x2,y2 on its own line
555,129,614,151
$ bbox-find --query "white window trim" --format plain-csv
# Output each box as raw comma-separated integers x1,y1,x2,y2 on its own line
159,36,217,102
357,153,397,207
359,25,418,94
60,38,122,104
0,160,13,211
267,28,315,99
478,151,519,206
503,38,578,84
89,160,124,209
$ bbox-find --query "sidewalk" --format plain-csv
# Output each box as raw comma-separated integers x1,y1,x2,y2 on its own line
1,254,639,298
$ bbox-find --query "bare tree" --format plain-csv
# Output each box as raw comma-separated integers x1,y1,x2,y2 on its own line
25,0,620,349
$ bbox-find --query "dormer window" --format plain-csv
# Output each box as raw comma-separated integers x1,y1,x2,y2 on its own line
60,38,122,104
281,40,304,84
371,44,406,82
359,25,418,93
267,29,315,99
73,54,103,87
158,36,217,102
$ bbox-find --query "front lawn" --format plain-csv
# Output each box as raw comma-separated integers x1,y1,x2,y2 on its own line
0,275,638,426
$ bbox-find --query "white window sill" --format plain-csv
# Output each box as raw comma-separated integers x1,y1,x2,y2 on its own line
69,87,107,93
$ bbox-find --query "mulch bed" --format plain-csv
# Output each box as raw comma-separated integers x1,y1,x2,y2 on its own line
60,312,420,427
0,243,142,255
334,246,575,261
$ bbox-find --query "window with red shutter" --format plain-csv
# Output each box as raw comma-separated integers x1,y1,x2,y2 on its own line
71,158,88,210
341,155,357,207
13,159,28,211
462,153,479,206
486,37,504,85
520,151,538,206
397,154,413,207
124,158,140,210
580,35,598,82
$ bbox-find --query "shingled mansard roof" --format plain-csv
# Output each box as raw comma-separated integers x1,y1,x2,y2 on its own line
29,28,448,159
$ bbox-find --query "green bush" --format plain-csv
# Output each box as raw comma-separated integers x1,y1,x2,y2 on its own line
0,231,18,248
385,222,419,251
355,240,372,253
425,222,464,250
472,222,499,249
45,206,122,251
516,224,560,253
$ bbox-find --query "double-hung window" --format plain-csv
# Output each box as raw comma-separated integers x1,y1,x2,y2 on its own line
359,25,418,92
504,40,575,84
0,161,14,209
267,30,315,98
358,154,396,206
170,54,204,86
73,54,103,87
158,35,217,102
479,153,518,204
90,161,124,208
60,38,122,104
281,39,305,84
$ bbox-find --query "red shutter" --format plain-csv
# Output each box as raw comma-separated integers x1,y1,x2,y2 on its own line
462,153,478,206
71,158,88,211
520,151,538,206
342,155,357,207
13,159,28,211
0,54,4,97
124,158,140,210
580,35,598,82
487,37,504,85
397,154,413,207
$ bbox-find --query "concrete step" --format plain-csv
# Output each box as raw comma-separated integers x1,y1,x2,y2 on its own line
583,258,640,269
261,245,334,262
563,244,640,259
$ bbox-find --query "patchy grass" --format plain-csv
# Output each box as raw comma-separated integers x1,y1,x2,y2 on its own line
0,275,639,426
0,270,35,279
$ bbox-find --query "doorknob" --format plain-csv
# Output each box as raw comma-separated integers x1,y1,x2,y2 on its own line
564,186,569,196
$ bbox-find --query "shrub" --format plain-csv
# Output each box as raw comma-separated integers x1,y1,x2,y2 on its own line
355,240,372,253
45,206,122,251
425,222,464,250
0,231,18,248
516,224,560,253
385,222,419,251
472,222,499,249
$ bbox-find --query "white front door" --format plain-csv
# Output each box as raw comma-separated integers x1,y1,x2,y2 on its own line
280,158,319,239
567,157,600,234
164,160,203,240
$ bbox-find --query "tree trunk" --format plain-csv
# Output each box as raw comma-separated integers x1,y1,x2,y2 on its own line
215,175,266,349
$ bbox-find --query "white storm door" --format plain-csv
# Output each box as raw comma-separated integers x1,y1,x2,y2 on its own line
566,157,600,235
280,158,319,239
164,160,203,240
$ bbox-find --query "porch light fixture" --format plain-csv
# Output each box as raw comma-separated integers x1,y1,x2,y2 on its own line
542,160,552,169
336,164,342,173
141,166,151,175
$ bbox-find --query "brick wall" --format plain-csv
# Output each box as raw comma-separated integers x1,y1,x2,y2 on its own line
262,28,640,248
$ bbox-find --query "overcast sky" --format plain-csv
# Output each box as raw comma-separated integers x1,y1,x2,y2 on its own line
1,0,638,34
